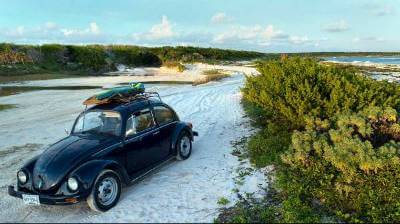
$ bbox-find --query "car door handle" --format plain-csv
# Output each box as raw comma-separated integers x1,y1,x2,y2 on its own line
153,131,160,136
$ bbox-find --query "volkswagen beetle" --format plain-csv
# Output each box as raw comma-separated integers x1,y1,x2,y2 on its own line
8,94,198,212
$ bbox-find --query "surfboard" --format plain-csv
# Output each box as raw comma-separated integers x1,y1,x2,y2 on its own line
83,82,145,105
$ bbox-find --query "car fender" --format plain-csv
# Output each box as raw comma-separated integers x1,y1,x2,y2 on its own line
170,122,193,154
70,159,130,191
22,155,40,172
18,155,40,190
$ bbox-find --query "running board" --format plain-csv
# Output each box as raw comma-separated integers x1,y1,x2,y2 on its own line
128,156,175,184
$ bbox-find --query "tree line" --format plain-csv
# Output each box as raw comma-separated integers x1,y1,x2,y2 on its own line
0,43,266,75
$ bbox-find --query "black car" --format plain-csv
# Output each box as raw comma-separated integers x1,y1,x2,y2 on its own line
8,93,198,212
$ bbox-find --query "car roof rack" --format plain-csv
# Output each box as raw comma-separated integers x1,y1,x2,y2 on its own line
121,91,162,105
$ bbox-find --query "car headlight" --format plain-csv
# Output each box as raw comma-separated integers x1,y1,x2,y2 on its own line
17,170,28,184
67,177,79,191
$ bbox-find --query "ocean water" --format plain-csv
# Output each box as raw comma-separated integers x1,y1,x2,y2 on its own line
325,56,400,65
324,56,400,83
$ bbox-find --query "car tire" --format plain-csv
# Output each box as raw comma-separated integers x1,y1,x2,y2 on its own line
176,131,192,161
87,169,121,212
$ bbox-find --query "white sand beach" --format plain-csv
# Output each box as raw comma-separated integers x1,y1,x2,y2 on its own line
0,64,265,223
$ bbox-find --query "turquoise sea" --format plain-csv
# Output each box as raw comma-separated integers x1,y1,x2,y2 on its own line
325,56,400,65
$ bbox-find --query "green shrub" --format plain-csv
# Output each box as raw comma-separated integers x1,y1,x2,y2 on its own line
40,44,67,64
0,46,33,65
217,197,230,206
247,122,291,167
110,46,161,67
236,58,400,222
241,99,270,127
163,61,185,72
242,57,400,129
151,46,265,62
139,51,162,67
0,104,16,111
177,63,185,72
281,106,400,222
216,201,279,223
110,45,140,65
67,45,108,71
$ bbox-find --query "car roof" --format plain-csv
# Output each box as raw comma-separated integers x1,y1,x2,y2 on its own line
87,98,164,115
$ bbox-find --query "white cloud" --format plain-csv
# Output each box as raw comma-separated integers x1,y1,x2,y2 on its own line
149,16,174,39
211,12,232,24
44,22,58,30
261,25,286,39
134,16,175,41
61,22,101,37
3,26,26,38
211,24,315,48
258,42,271,46
322,20,350,32
89,22,100,34
15,26,25,36
363,3,396,16
373,5,395,16
313,37,329,48
353,36,385,43
212,25,286,44
0,21,109,44
289,36,309,44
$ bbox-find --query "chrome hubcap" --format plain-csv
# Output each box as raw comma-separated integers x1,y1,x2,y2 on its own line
180,136,191,157
97,177,118,206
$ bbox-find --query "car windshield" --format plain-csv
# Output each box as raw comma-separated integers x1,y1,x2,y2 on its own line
72,110,122,137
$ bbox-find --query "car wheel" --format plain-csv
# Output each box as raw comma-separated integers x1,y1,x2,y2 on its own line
87,169,121,212
176,131,192,161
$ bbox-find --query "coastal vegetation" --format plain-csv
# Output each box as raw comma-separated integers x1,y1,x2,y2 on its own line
218,57,400,223
162,61,186,72
0,104,16,112
243,57,400,129
3,42,399,77
193,69,231,86
0,43,264,76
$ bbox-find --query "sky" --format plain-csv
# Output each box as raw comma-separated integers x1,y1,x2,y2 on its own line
0,0,399,53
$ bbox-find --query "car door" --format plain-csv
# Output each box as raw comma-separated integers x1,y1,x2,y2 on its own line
123,108,162,174
152,105,178,158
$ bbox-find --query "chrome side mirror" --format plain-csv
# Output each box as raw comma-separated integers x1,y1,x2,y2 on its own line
64,128,70,135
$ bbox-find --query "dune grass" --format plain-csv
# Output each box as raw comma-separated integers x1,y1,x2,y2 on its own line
193,69,231,86
162,61,186,72
0,104,16,111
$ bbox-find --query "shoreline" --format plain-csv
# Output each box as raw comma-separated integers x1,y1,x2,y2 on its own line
321,60,400,73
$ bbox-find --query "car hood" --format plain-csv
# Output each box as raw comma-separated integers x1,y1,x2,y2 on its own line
32,134,118,191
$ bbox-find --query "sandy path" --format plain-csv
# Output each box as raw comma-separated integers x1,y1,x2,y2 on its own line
0,63,257,88
0,72,265,222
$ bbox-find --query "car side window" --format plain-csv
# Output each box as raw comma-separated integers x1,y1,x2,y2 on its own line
125,109,155,137
153,106,176,125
